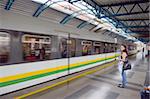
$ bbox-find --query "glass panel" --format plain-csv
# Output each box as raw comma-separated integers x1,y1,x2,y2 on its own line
69,38,76,57
81,40,92,56
93,41,101,54
22,34,51,61
60,38,68,58
104,43,109,53
94,46,100,54
60,37,76,58
0,32,10,63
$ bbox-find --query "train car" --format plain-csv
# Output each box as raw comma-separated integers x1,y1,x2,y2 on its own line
128,43,138,55
0,29,137,95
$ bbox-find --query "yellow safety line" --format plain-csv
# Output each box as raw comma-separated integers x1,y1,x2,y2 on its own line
15,61,117,99
0,55,117,83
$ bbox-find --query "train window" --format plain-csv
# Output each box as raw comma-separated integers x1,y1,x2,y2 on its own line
60,38,76,58
128,45,134,51
128,45,131,50
104,43,113,53
93,42,101,54
0,32,10,63
60,38,68,58
104,43,108,53
69,39,76,57
110,43,114,52
22,34,51,61
81,40,92,56
108,43,111,52
113,44,117,52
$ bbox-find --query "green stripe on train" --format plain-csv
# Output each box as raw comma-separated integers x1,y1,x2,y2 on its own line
0,56,117,87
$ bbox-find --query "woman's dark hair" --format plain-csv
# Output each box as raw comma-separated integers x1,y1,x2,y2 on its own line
121,44,128,55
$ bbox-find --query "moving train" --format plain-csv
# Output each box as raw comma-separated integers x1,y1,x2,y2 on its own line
0,29,137,95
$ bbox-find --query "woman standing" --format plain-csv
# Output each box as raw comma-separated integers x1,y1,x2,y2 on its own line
118,45,128,88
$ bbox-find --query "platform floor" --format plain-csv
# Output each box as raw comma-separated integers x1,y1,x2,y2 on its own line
1,51,149,99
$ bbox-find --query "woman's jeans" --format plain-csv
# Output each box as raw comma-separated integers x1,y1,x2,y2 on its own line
118,62,127,86
122,70,127,86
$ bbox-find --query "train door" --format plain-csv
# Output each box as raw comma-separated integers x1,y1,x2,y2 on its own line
81,40,92,56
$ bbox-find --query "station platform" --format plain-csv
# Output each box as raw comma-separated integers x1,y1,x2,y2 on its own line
1,51,149,99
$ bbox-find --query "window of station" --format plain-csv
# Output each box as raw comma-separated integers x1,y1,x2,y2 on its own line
81,40,92,56
0,32,10,64
22,34,51,61
93,42,101,54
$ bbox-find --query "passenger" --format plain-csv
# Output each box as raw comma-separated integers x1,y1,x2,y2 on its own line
118,45,128,88
142,47,144,53
62,47,67,58
40,47,45,60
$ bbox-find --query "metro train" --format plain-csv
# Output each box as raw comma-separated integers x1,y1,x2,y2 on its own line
0,29,137,95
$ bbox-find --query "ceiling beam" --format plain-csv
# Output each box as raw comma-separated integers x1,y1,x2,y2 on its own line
5,0,15,10
98,0,149,7
33,0,64,17
119,18,149,21
83,0,128,32
100,11,149,18
138,38,149,42
136,35,149,38
128,32,149,34
60,8,95,24
131,31,149,33
118,25,149,28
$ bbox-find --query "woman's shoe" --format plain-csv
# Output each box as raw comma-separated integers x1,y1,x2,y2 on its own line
118,84,125,88
118,85,124,88
118,84,122,86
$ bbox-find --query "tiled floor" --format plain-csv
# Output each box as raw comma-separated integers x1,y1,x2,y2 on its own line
1,51,149,99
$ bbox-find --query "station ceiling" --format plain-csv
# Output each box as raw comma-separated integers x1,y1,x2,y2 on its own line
93,0,149,43
2,0,150,43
